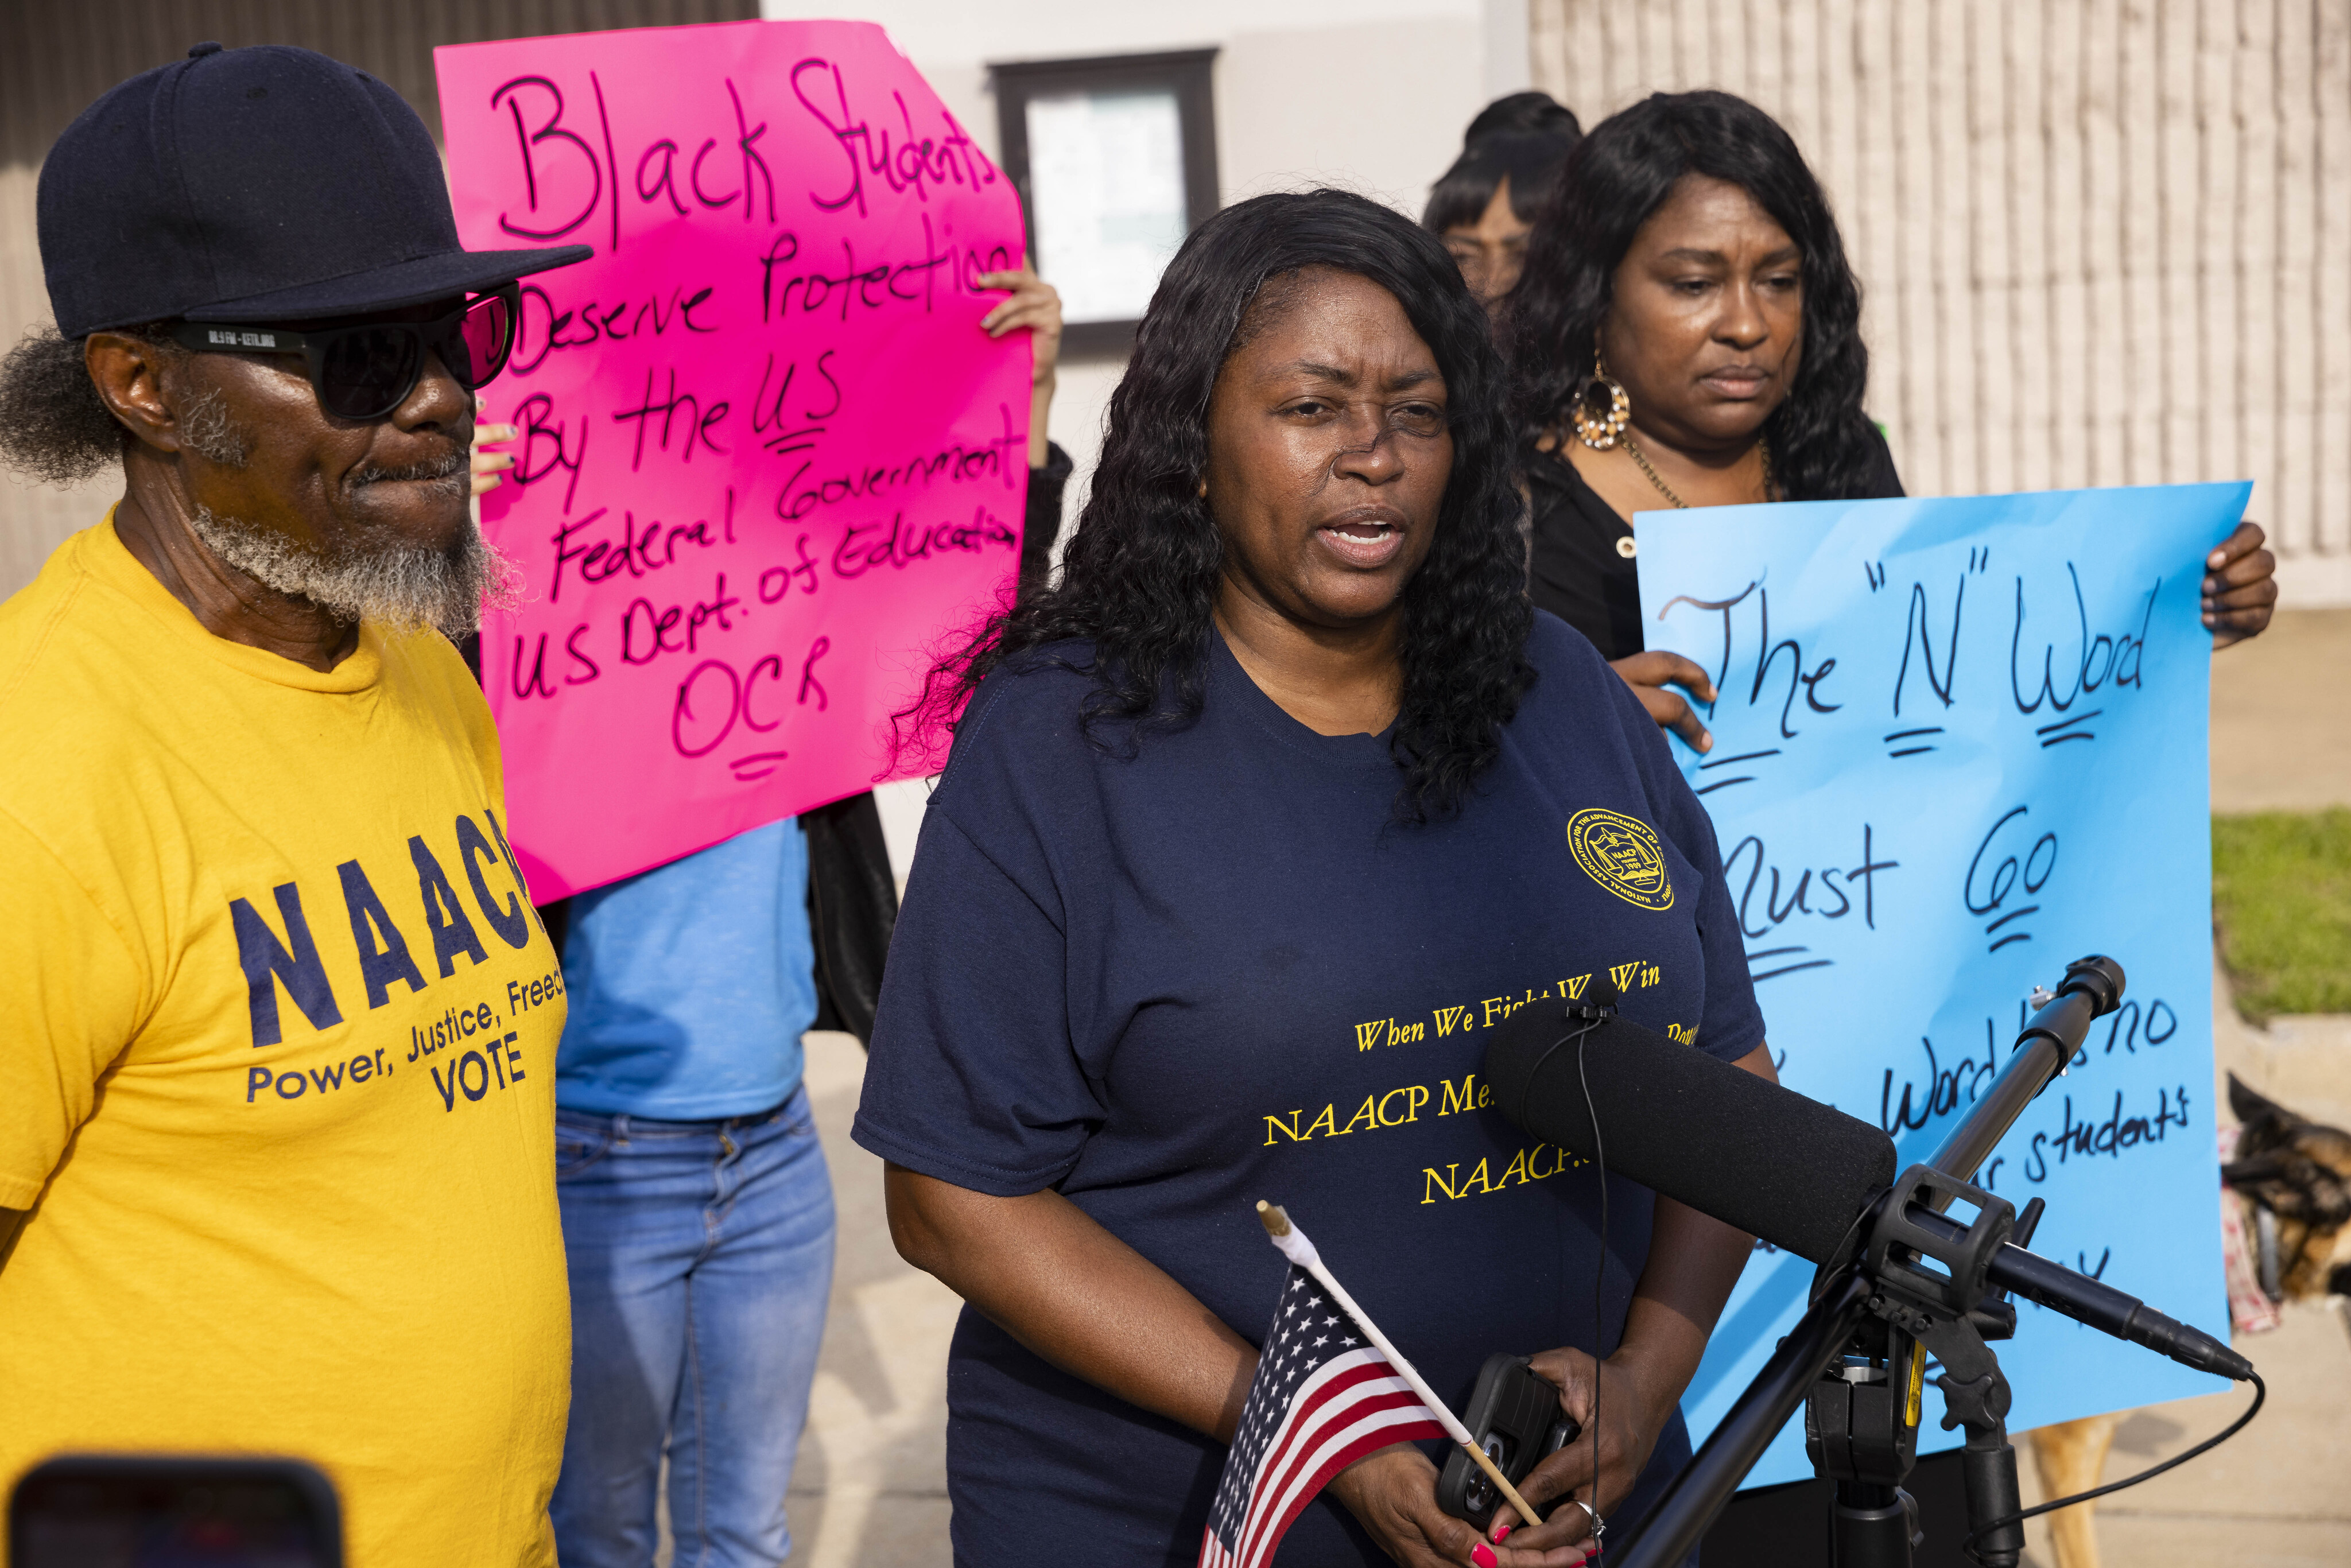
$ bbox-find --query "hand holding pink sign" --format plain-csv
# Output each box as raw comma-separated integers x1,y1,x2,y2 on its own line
435,20,1031,899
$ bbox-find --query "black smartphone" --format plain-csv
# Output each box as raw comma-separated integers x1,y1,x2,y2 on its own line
8,1456,343,1568
1434,1354,1582,1531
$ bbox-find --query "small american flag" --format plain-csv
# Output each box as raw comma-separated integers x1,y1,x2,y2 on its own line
1198,1264,1449,1568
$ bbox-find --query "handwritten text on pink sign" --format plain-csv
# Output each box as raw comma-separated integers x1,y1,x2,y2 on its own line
436,20,1029,899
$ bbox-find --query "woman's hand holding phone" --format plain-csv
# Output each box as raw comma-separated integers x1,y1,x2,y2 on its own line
1328,1442,1591,1568
1483,1345,1680,1561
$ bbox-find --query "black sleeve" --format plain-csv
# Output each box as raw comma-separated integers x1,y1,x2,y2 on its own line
802,790,901,1047
1018,441,1074,604
1524,447,1646,662
1859,422,1906,498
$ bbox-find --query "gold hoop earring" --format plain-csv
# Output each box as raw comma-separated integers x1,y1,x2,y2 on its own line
1572,354,1631,451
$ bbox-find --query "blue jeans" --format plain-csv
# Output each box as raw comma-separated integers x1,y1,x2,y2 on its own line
549,1086,835,1568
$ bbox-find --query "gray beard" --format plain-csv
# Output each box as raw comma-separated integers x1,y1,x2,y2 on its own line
187,501,520,638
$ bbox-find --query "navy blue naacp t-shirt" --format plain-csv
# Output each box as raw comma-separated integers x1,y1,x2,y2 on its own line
854,612,1767,1566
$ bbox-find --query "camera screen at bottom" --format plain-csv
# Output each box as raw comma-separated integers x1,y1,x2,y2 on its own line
11,1463,336,1568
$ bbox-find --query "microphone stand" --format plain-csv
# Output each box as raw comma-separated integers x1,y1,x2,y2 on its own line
1607,956,2129,1568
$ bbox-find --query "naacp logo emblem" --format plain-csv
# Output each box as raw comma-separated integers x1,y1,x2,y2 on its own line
1566,808,1674,911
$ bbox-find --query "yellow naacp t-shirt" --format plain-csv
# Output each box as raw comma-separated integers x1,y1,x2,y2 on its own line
0,518,571,1567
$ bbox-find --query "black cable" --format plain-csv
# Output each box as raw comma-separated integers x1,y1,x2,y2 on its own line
1511,1011,1611,1555
1960,1371,2266,1555
1574,1017,1608,1563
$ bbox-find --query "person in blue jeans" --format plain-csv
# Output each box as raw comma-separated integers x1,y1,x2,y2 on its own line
552,819,835,1566
534,270,1069,1568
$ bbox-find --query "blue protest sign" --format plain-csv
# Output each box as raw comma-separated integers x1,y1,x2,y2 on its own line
1636,484,2248,1487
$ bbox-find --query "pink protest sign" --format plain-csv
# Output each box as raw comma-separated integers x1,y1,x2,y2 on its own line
434,20,1029,899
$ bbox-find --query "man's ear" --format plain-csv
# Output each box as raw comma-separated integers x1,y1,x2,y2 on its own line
84,332,188,455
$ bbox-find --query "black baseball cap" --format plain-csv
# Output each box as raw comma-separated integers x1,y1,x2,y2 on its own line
38,41,589,338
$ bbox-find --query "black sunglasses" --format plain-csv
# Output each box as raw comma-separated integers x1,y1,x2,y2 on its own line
172,286,519,421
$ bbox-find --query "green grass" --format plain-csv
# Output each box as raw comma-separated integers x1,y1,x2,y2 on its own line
2213,809,2351,1022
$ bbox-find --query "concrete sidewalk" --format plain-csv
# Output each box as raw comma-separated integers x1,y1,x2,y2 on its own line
2210,608,2351,813
783,1028,959,1568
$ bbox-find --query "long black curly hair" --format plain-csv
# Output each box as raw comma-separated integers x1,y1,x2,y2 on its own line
903,188,1534,823
1506,90,1880,502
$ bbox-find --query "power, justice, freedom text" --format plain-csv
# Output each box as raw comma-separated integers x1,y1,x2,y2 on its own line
229,805,561,1115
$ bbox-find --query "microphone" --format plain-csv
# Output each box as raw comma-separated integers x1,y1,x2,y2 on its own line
1484,1000,1896,1264
1483,1002,2253,1382
1915,1208,2253,1380
1564,972,1623,1018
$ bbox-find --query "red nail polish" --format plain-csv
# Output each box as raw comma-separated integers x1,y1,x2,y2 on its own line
1471,1544,1498,1568
1493,1524,1513,1542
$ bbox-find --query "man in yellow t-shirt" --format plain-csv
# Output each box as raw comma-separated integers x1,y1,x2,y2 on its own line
0,44,589,1566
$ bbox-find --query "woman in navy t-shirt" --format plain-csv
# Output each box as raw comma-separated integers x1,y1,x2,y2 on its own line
854,191,1778,1567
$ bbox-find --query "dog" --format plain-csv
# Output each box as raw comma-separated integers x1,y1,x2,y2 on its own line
2222,1074,2351,1303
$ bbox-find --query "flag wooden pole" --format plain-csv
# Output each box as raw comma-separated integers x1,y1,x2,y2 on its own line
1256,1201,1546,1531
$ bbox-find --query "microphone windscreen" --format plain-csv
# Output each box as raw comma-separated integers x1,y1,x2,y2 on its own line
1483,1004,1896,1263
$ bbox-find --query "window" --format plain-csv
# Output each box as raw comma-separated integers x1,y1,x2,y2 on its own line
991,49,1220,355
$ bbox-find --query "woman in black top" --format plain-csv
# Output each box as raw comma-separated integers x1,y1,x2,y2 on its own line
1507,91,2277,753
